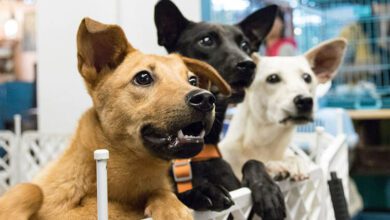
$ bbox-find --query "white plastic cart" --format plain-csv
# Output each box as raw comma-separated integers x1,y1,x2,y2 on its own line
0,115,349,219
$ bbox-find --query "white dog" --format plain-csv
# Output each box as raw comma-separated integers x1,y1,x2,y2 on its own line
220,38,347,181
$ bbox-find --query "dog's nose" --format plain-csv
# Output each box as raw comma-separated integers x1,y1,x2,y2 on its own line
235,60,256,73
186,90,216,112
294,95,313,113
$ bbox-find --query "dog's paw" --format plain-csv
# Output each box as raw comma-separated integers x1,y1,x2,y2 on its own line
145,196,193,220
145,206,192,220
178,183,234,212
289,173,309,182
241,160,286,220
250,181,286,220
266,161,290,181
266,160,309,182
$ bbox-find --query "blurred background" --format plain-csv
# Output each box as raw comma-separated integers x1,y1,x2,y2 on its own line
0,0,389,219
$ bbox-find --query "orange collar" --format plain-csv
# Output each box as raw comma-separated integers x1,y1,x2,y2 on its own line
193,144,222,161
172,144,221,193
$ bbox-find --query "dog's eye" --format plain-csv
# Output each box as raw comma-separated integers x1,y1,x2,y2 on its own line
199,35,215,47
302,73,312,83
188,76,199,86
133,71,153,86
240,41,251,54
266,74,281,84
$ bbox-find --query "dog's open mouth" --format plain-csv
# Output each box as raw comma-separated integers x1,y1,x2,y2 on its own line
142,121,206,160
279,115,314,124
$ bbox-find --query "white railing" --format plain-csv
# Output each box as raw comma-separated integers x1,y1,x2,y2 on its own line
0,115,349,220
94,149,109,220
0,130,15,195
19,132,71,182
291,131,348,220
193,187,253,220
0,115,71,187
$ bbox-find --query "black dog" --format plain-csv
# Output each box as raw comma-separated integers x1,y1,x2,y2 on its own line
155,1,286,219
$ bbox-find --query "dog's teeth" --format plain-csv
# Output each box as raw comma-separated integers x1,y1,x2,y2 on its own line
178,130,184,138
200,130,205,138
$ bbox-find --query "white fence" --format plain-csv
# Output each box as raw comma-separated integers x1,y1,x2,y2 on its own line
0,115,349,220
0,116,71,194
0,131,15,191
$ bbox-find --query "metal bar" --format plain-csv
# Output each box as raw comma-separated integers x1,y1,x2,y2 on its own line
11,114,22,185
94,149,109,220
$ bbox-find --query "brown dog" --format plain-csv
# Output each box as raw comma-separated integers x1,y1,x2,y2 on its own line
0,18,230,220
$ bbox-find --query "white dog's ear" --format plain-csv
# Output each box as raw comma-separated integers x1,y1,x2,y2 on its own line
304,38,347,83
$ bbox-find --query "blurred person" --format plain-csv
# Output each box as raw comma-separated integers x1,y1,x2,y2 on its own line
265,7,297,56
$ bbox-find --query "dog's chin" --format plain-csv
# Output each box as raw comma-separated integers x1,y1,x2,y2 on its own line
215,88,245,104
228,88,245,103
226,79,252,104
211,78,250,104
279,115,314,125
141,121,209,160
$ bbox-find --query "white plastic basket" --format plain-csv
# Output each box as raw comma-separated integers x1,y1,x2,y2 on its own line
292,128,349,220
0,115,349,220
141,163,326,220
279,167,325,220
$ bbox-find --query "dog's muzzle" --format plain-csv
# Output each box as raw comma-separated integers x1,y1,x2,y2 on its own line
279,115,314,124
141,90,216,160
279,95,314,124
186,90,216,113
226,60,256,103
294,95,313,114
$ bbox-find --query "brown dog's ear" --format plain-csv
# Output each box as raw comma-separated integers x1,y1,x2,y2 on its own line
77,18,132,85
304,38,347,83
182,57,231,96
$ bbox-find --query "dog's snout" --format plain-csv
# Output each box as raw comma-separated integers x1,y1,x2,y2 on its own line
186,90,216,112
235,60,256,73
294,95,313,113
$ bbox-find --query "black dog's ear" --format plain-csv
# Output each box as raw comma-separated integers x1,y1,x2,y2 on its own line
237,5,278,50
154,0,190,52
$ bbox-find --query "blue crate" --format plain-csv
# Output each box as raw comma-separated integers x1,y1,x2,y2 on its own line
353,175,390,209
353,212,390,220
292,1,390,110
0,81,35,128
0,84,5,129
202,0,390,110
320,96,390,109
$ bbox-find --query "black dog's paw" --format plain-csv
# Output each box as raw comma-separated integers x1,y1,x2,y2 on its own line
242,160,286,220
251,181,286,220
178,183,234,212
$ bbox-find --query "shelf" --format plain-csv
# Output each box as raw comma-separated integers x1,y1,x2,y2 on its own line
348,109,390,120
